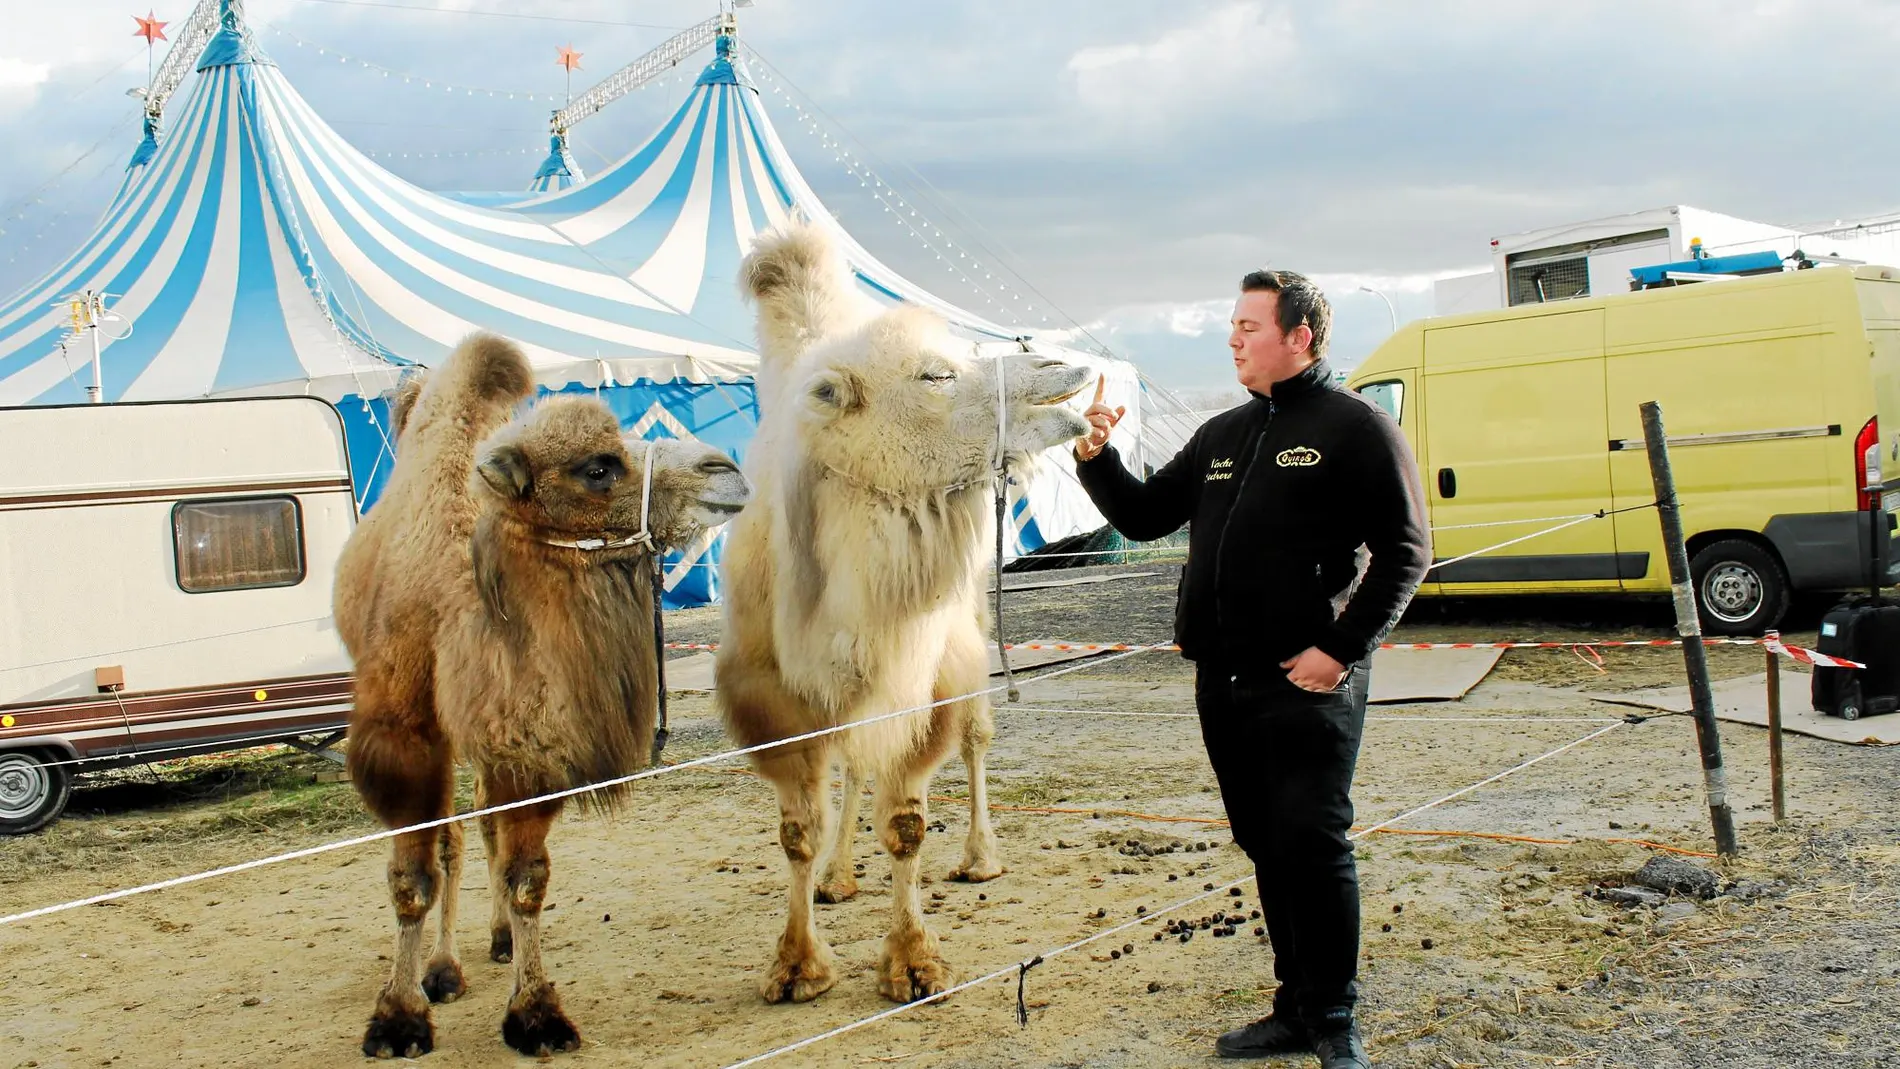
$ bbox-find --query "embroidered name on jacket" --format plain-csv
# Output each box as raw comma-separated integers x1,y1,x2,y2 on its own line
1276,446,1322,468
1206,457,1235,481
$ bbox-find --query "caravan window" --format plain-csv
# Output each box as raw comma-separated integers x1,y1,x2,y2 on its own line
1358,380,1405,423
172,497,306,593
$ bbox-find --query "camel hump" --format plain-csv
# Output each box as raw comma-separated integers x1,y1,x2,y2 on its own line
387,372,427,444
437,331,535,412
741,223,838,302
739,223,872,372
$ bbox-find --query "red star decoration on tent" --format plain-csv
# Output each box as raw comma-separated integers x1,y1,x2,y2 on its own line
132,11,168,44
556,45,583,72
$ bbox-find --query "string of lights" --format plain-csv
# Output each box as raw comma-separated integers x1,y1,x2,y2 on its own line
746,56,1057,330
263,24,569,103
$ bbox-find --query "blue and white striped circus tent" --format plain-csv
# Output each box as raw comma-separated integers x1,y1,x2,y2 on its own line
0,2,1148,603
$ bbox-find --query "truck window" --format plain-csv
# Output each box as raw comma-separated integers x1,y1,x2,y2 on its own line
172,496,307,593
1358,380,1405,422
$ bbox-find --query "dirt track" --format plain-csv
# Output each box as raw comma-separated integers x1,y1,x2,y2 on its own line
3,567,1897,1069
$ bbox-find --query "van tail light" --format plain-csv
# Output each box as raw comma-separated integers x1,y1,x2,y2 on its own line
1855,415,1880,511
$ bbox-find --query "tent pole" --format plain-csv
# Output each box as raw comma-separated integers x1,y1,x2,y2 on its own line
85,290,104,404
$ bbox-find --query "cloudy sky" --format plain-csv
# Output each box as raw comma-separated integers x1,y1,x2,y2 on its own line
5,0,1900,397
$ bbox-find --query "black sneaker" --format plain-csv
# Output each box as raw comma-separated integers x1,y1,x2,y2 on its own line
1214,1013,1309,1058
1311,1022,1370,1069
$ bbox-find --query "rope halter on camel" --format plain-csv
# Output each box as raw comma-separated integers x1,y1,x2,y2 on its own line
537,438,660,556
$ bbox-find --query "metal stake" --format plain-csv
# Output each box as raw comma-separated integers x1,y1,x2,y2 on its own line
1641,400,1740,856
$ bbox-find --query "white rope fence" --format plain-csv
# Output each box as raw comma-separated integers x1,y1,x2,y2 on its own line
998,705,1626,724
0,645,1168,929
718,720,1628,1068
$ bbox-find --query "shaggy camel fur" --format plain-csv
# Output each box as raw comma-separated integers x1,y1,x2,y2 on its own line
716,222,1092,1004
335,332,751,1058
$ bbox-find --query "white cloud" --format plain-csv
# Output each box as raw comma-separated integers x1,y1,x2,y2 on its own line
0,58,52,102
1065,3,1322,127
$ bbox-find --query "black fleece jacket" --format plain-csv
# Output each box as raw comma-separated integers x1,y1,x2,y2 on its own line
1076,359,1432,669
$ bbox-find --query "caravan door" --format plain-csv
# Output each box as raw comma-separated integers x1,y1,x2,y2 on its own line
1420,308,1626,592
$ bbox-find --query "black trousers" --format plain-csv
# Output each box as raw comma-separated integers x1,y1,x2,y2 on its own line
1194,659,1368,1031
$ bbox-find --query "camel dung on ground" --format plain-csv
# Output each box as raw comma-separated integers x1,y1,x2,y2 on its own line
715,221,1092,1005
333,331,752,1058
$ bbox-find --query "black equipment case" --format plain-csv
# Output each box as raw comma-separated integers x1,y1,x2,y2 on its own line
1810,510,1900,720
1811,597,1900,720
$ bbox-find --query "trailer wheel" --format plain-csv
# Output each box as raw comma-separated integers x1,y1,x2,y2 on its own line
1690,539,1789,636
0,749,72,835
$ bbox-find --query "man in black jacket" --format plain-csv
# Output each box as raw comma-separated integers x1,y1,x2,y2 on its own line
1073,269,1430,1067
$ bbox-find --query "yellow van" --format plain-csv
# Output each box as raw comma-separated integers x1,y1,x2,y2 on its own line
1347,264,1900,634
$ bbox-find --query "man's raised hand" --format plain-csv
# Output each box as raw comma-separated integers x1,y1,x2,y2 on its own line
1075,374,1126,461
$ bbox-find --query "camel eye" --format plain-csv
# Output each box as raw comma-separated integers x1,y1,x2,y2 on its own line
922,371,957,385
570,453,624,490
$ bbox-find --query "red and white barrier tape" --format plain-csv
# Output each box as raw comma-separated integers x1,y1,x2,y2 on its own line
665,637,1864,668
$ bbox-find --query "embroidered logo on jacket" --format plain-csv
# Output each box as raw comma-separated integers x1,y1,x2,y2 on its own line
1206,457,1235,482
1276,446,1322,468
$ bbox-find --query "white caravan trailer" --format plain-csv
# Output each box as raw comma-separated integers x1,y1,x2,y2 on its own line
0,397,358,833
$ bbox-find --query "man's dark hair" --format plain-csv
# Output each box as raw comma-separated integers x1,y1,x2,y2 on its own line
1239,269,1330,359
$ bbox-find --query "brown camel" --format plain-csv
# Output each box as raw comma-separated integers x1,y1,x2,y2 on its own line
334,332,751,1058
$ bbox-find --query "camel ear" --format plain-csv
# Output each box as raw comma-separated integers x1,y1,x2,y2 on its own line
806,368,863,414
477,444,534,501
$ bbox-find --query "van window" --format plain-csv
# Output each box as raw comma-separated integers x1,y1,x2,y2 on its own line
172,496,306,593
1358,380,1405,422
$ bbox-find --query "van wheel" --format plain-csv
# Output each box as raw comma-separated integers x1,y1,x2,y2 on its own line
0,749,72,835
1690,539,1789,636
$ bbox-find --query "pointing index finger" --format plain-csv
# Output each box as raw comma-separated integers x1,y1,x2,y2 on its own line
1092,374,1106,404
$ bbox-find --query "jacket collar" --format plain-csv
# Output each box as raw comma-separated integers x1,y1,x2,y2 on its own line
1247,357,1333,405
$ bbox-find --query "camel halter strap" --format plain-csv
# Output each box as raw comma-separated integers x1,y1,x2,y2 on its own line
536,438,659,555
991,341,1023,703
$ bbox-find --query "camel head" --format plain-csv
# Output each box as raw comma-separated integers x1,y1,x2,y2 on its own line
793,312,1091,493
472,396,750,554
742,222,1092,495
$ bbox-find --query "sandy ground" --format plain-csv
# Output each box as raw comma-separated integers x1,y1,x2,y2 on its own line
3,565,1897,1069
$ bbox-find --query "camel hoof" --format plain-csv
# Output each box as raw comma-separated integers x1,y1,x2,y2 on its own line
813,877,859,904
489,929,513,964
362,1005,434,1059
422,958,467,1004
877,942,952,1003
760,943,837,1004
502,987,580,1056
946,859,1004,884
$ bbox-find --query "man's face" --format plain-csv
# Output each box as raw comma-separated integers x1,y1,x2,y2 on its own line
1229,289,1315,394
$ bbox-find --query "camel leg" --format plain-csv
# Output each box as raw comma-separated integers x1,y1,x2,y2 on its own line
476,781,511,963
759,745,838,1003
938,629,1003,883
492,795,580,1056
362,827,445,1058
948,699,1004,882
348,694,453,1059
814,756,863,903
874,749,954,1003
422,821,468,1003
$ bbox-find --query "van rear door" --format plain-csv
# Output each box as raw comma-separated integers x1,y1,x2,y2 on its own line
1859,270,1900,580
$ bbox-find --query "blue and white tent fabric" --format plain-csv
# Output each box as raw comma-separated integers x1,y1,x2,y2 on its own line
528,132,585,194
0,1,1157,602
